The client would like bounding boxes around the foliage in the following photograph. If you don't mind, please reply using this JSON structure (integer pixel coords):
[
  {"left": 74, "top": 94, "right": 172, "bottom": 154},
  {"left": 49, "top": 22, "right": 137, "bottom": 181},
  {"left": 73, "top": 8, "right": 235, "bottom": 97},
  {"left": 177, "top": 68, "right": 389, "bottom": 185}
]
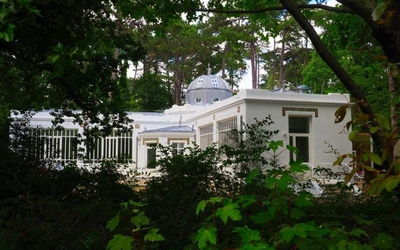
[
  {"left": 138, "top": 144, "right": 240, "bottom": 249},
  {"left": 0, "top": 117, "right": 138, "bottom": 249},
  {"left": 302, "top": 9, "right": 390, "bottom": 116},
  {"left": 193, "top": 162, "right": 397, "bottom": 249},
  {"left": 127, "top": 73, "right": 173, "bottom": 111},
  {"left": 106, "top": 201, "right": 165, "bottom": 250},
  {"left": 333, "top": 102, "right": 400, "bottom": 195}
]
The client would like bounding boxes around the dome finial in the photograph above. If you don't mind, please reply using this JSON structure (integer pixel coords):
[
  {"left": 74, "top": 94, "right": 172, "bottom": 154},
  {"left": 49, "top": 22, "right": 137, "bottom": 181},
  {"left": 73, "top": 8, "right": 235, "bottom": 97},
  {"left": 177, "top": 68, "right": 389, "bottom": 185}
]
[{"left": 207, "top": 64, "right": 211, "bottom": 75}]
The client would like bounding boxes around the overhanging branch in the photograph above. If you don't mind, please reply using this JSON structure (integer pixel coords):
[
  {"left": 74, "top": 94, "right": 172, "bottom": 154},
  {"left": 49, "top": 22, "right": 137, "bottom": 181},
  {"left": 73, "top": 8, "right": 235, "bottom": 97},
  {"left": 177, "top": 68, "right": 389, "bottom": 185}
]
[{"left": 195, "top": 4, "right": 355, "bottom": 15}]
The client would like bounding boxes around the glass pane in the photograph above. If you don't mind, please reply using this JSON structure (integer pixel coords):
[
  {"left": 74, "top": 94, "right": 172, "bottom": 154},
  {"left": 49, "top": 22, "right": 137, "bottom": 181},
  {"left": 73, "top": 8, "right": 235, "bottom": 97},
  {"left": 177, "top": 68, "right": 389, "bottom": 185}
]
[
  {"left": 147, "top": 147, "right": 157, "bottom": 168},
  {"left": 296, "top": 136, "right": 309, "bottom": 162},
  {"left": 289, "top": 117, "right": 309, "bottom": 133}
]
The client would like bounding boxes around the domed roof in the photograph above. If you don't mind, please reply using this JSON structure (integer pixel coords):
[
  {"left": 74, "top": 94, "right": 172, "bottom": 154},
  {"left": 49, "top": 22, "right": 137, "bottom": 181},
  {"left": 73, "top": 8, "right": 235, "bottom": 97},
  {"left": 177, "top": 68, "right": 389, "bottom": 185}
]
[{"left": 186, "top": 73, "right": 232, "bottom": 105}]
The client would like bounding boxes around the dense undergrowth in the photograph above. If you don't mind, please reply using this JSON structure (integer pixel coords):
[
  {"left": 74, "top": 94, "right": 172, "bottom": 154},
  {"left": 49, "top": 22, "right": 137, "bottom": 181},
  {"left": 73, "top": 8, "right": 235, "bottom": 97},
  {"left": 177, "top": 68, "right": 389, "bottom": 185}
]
[{"left": 1, "top": 117, "right": 399, "bottom": 249}]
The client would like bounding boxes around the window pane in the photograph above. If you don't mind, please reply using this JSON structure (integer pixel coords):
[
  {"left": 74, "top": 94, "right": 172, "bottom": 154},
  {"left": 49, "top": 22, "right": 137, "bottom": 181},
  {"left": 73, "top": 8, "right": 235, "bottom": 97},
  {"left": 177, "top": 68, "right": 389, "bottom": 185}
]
[
  {"left": 289, "top": 117, "right": 309, "bottom": 133},
  {"left": 147, "top": 147, "right": 157, "bottom": 168},
  {"left": 296, "top": 136, "right": 309, "bottom": 162}
]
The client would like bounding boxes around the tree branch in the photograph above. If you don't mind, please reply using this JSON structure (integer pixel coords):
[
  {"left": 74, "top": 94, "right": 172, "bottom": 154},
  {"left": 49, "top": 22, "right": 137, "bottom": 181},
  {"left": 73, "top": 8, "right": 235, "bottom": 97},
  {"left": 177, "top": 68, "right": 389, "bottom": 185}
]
[
  {"left": 279, "top": 0, "right": 392, "bottom": 167},
  {"left": 195, "top": 4, "right": 355, "bottom": 15}
]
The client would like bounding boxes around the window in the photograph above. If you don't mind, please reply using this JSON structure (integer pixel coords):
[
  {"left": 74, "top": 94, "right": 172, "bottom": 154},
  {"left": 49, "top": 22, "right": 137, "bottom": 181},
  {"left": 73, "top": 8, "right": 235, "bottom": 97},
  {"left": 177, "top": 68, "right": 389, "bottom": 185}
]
[
  {"left": 211, "top": 76, "right": 218, "bottom": 87},
  {"left": 171, "top": 142, "right": 185, "bottom": 156},
  {"left": 289, "top": 116, "right": 310, "bottom": 162},
  {"left": 195, "top": 98, "right": 202, "bottom": 103},
  {"left": 28, "top": 129, "right": 78, "bottom": 163},
  {"left": 146, "top": 143, "right": 157, "bottom": 168},
  {"left": 86, "top": 130, "right": 133, "bottom": 163},
  {"left": 196, "top": 77, "right": 204, "bottom": 88},
  {"left": 212, "top": 97, "right": 220, "bottom": 102},
  {"left": 199, "top": 124, "right": 213, "bottom": 150},
  {"left": 217, "top": 117, "right": 238, "bottom": 147}
]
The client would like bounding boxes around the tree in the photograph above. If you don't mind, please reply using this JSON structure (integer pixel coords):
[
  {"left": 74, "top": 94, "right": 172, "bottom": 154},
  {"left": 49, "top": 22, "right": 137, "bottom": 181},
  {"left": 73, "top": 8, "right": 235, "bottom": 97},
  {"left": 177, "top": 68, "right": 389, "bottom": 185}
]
[
  {"left": 139, "top": 20, "right": 218, "bottom": 104},
  {"left": 128, "top": 73, "right": 173, "bottom": 111}
]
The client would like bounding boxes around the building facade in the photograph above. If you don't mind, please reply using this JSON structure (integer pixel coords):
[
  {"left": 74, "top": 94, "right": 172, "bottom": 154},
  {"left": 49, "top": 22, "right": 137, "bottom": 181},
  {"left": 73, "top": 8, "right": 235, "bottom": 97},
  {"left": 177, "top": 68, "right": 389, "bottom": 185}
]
[{"left": 18, "top": 74, "right": 353, "bottom": 175}]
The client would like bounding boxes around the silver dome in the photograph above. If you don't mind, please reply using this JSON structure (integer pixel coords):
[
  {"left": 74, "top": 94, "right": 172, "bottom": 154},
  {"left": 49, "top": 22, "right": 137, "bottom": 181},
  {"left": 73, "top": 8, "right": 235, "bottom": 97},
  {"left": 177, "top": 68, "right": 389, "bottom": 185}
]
[{"left": 186, "top": 74, "right": 232, "bottom": 105}]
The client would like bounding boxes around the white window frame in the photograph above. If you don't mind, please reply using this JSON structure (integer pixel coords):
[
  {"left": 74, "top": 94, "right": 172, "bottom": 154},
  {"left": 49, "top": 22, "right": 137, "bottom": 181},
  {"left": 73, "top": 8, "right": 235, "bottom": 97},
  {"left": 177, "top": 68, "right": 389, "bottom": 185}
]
[
  {"left": 86, "top": 130, "right": 133, "bottom": 163},
  {"left": 199, "top": 124, "right": 214, "bottom": 150},
  {"left": 288, "top": 116, "right": 311, "bottom": 163},
  {"left": 143, "top": 138, "right": 159, "bottom": 169},
  {"left": 211, "top": 76, "right": 218, "bottom": 87},
  {"left": 196, "top": 77, "right": 204, "bottom": 88},
  {"left": 31, "top": 128, "right": 78, "bottom": 164},
  {"left": 217, "top": 117, "right": 238, "bottom": 147}
]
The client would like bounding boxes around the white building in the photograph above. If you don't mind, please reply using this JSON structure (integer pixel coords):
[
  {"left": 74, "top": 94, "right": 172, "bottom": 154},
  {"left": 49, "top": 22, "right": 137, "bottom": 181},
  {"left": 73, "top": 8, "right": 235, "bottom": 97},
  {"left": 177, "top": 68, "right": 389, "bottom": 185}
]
[{"left": 20, "top": 73, "right": 352, "bottom": 175}]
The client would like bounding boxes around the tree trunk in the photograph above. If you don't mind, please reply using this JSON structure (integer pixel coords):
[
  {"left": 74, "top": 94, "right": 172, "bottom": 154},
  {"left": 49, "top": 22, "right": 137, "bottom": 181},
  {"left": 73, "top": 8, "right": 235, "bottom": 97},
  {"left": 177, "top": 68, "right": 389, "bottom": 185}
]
[
  {"left": 221, "top": 43, "right": 228, "bottom": 79},
  {"left": 270, "top": 38, "right": 277, "bottom": 89},
  {"left": 174, "top": 55, "right": 182, "bottom": 105},
  {"left": 250, "top": 40, "right": 257, "bottom": 89},
  {"left": 278, "top": 29, "right": 288, "bottom": 89}
]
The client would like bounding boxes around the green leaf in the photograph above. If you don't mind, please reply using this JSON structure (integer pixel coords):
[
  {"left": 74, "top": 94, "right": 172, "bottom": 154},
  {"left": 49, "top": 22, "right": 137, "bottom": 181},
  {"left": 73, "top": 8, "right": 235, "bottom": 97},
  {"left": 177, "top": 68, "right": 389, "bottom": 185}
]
[
  {"left": 385, "top": 177, "right": 400, "bottom": 192},
  {"left": 195, "top": 226, "right": 217, "bottom": 249},
  {"left": 281, "top": 227, "right": 294, "bottom": 243},
  {"left": 294, "top": 193, "right": 314, "bottom": 207},
  {"left": 106, "top": 213, "right": 120, "bottom": 232},
  {"left": 245, "top": 169, "right": 259, "bottom": 184},
  {"left": 237, "top": 194, "right": 256, "bottom": 208},
  {"left": 131, "top": 211, "right": 150, "bottom": 228},
  {"left": 46, "top": 54, "right": 61, "bottom": 64},
  {"left": 0, "top": 24, "right": 14, "bottom": 41},
  {"left": 196, "top": 200, "right": 207, "bottom": 215},
  {"left": 369, "top": 153, "right": 382, "bottom": 165},
  {"left": 373, "top": 233, "right": 393, "bottom": 249},
  {"left": 369, "top": 126, "right": 379, "bottom": 134},
  {"left": 375, "top": 114, "right": 390, "bottom": 130},
  {"left": 106, "top": 234, "right": 133, "bottom": 250},
  {"left": 350, "top": 228, "right": 368, "bottom": 237},
  {"left": 128, "top": 200, "right": 147, "bottom": 207},
  {"left": 290, "top": 161, "right": 310, "bottom": 173},
  {"left": 144, "top": 228, "right": 165, "bottom": 242},
  {"left": 233, "top": 226, "right": 261, "bottom": 244},
  {"left": 348, "top": 130, "right": 358, "bottom": 142},
  {"left": 216, "top": 199, "right": 242, "bottom": 224},
  {"left": 293, "top": 223, "right": 316, "bottom": 238},
  {"left": 286, "top": 144, "right": 298, "bottom": 153},
  {"left": 269, "top": 140, "right": 283, "bottom": 152},
  {"left": 290, "top": 207, "right": 305, "bottom": 220},
  {"left": 372, "top": 2, "right": 388, "bottom": 21},
  {"left": 209, "top": 197, "right": 223, "bottom": 204},
  {"left": 250, "top": 212, "right": 271, "bottom": 224}
]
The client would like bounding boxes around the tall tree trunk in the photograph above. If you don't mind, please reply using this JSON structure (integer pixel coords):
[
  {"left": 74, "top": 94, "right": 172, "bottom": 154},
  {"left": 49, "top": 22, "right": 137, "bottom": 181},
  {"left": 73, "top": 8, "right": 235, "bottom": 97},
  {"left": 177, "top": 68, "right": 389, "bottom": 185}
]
[
  {"left": 111, "top": 48, "right": 120, "bottom": 80},
  {"left": 250, "top": 40, "right": 257, "bottom": 89},
  {"left": 270, "top": 38, "right": 277, "bottom": 89},
  {"left": 173, "top": 55, "right": 182, "bottom": 105},
  {"left": 221, "top": 43, "right": 229, "bottom": 79},
  {"left": 278, "top": 29, "right": 288, "bottom": 89}
]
